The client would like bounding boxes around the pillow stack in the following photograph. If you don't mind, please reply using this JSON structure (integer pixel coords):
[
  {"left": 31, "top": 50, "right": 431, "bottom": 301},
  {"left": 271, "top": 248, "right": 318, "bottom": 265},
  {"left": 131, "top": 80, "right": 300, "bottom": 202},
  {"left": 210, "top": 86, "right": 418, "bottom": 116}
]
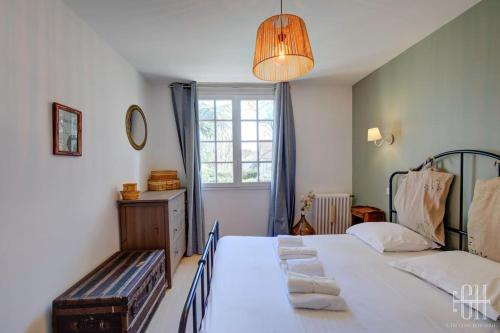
[{"left": 277, "top": 235, "right": 347, "bottom": 311}]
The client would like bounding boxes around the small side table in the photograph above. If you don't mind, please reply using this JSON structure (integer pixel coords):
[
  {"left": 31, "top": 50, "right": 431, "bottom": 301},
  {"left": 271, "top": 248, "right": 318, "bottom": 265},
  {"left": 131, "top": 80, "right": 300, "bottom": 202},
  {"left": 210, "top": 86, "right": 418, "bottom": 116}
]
[{"left": 351, "top": 206, "right": 386, "bottom": 224}]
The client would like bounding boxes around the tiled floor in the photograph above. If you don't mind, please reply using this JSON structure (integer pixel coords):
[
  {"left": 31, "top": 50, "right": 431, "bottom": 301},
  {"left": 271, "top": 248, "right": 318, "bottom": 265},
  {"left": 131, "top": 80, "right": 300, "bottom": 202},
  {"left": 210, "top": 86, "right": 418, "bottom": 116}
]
[{"left": 147, "top": 255, "right": 200, "bottom": 333}]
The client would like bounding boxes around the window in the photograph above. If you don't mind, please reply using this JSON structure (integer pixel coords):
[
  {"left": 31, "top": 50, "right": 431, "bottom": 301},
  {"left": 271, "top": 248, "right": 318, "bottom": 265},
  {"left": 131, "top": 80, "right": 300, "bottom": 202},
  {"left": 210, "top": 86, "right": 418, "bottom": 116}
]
[
  {"left": 198, "top": 89, "right": 274, "bottom": 186},
  {"left": 199, "top": 100, "right": 234, "bottom": 184},
  {"left": 240, "top": 100, "right": 273, "bottom": 182}
]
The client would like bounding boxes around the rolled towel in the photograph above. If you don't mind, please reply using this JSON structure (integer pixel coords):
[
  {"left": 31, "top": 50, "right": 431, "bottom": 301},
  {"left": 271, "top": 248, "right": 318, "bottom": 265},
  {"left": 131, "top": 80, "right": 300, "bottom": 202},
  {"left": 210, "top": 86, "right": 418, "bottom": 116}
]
[
  {"left": 277, "top": 235, "right": 303, "bottom": 248},
  {"left": 286, "top": 258, "right": 325, "bottom": 277},
  {"left": 279, "top": 247, "right": 317, "bottom": 260},
  {"left": 288, "top": 293, "right": 347, "bottom": 311},
  {"left": 287, "top": 272, "right": 340, "bottom": 296}
]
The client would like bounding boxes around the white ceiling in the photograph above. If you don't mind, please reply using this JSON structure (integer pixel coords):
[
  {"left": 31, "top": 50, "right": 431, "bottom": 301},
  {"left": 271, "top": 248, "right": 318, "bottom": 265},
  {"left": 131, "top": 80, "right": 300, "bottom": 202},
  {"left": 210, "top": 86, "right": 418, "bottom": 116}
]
[{"left": 65, "top": 0, "right": 479, "bottom": 84}]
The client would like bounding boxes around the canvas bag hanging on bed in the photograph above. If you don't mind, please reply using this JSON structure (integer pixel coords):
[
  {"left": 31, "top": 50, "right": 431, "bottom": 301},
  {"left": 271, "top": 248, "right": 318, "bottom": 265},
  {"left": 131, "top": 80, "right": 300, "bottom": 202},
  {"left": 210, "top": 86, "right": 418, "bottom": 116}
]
[
  {"left": 468, "top": 177, "right": 500, "bottom": 262},
  {"left": 394, "top": 168, "right": 454, "bottom": 245}
]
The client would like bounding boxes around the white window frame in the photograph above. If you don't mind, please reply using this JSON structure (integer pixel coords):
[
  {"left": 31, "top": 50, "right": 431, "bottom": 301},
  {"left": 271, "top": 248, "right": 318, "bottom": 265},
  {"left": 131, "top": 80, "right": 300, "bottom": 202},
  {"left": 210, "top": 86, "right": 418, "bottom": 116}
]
[{"left": 198, "top": 86, "right": 275, "bottom": 190}]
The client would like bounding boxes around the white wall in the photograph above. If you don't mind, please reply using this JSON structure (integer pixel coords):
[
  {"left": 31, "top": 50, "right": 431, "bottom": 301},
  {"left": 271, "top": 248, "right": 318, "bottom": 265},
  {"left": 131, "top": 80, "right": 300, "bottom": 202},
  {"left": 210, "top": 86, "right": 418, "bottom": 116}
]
[
  {"left": 0, "top": 0, "right": 149, "bottom": 331},
  {"left": 291, "top": 81, "right": 353, "bottom": 220},
  {"left": 203, "top": 188, "right": 270, "bottom": 236},
  {"left": 140, "top": 82, "right": 186, "bottom": 188}
]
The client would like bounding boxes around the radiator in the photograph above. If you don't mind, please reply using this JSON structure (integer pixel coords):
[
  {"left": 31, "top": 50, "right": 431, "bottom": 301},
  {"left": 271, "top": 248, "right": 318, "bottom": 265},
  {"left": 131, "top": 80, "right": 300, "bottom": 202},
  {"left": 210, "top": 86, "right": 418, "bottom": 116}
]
[{"left": 312, "top": 193, "right": 352, "bottom": 234}]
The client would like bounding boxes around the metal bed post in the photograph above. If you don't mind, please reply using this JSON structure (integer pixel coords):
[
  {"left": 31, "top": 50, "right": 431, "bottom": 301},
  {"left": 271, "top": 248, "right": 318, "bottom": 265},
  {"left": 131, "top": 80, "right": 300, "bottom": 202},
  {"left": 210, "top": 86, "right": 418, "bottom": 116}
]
[
  {"left": 459, "top": 153, "right": 464, "bottom": 250},
  {"left": 178, "top": 220, "right": 220, "bottom": 333}
]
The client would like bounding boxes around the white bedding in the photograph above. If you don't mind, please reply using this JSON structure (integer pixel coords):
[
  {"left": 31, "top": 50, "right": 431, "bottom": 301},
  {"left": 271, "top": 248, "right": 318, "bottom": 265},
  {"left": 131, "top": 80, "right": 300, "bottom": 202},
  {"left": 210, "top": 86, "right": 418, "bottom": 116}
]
[{"left": 201, "top": 235, "right": 499, "bottom": 333}]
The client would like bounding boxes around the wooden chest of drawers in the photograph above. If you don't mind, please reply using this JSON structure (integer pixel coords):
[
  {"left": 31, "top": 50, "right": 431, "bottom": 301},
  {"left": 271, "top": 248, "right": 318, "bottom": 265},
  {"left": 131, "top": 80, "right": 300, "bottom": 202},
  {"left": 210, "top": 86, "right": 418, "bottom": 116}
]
[
  {"left": 118, "top": 189, "right": 186, "bottom": 288},
  {"left": 52, "top": 250, "right": 165, "bottom": 333}
]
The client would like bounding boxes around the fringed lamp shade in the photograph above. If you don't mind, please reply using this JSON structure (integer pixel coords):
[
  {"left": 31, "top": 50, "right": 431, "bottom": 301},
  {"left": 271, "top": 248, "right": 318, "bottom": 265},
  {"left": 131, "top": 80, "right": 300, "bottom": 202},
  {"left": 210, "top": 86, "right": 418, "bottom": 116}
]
[{"left": 253, "top": 14, "right": 314, "bottom": 81}]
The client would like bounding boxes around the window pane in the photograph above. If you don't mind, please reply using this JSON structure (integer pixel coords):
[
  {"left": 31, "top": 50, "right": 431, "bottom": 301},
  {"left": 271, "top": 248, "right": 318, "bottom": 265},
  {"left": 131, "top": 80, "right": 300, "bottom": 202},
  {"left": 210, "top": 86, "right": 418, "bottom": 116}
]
[
  {"left": 200, "top": 142, "right": 215, "bottom": 162},
  {"left": 199, "top": 100, "right": 215, "bottom": 120},
  {"left": 258, "top": 100, "right": 274, "bottom": 120},
  {"left": 241, "top": 100, "right": 257, "bottom": 120},
  {"left": 242, "top": 163, "right": 258, "bottom": 183},
  {"left": 217, "top": 142, "right": 233, "bottom": 162},
  {"left": 241, "top": 142, "right": 257, "bottom": 162},
  {"left": 217, "top": 163, "right": 233, "bottom": 183},
  {"left": 259, "top": 163, "right": 272, "bottom": 182},
  {"left": 241, "top": 121, "right": 257, "bottom": 141},
  {"left": 216, "top": 100, "right": 232, "bottom": 120},
  {"left": 201, "top": 163, "right": 216, "bottom": 183},
  {"left": 199, "top": 121, "right": 215, "bottom": 141},
  {"left": 259, "top": 142, "right": 273, "bottom": 161},
  {"left": 216, "top": 121, "right": 232, "bottom": 141},
  {"left": 258, "top": 121, "right": 273, "bottom": 140}
]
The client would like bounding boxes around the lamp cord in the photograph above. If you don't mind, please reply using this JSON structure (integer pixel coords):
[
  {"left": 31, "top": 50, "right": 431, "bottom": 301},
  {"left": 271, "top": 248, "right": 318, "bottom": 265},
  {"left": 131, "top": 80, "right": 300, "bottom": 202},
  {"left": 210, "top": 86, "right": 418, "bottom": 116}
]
[{"left": 280, "top": 0, "right": 283, "bottom": 39}]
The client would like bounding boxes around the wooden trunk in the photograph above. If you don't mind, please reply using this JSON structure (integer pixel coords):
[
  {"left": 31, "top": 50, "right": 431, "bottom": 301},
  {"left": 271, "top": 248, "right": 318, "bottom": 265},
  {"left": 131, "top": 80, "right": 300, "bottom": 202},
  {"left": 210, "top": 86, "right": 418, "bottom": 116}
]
[{"left": 52, "top": 250, "right": 165, "bottom": 333}]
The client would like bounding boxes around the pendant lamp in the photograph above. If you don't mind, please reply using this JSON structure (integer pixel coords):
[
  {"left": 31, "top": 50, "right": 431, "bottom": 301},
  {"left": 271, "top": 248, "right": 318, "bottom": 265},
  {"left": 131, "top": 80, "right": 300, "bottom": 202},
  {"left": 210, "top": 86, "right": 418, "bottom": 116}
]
[{"left": 252, "top": 0, "right": 314, "bottom": 81}]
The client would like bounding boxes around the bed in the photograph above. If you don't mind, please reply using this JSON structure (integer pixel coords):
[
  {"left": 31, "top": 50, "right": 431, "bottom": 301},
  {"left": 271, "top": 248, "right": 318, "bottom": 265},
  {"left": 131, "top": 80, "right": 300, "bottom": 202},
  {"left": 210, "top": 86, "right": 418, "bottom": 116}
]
[{"left": 179, "top": 150, "right": 500, "bottom": 333}]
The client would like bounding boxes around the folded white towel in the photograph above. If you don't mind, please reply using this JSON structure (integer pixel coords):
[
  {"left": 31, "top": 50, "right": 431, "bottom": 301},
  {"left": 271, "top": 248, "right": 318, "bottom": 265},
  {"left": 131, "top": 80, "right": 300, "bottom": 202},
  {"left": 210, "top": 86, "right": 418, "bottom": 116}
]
[
  {"left": 277, "top": 235, "right": 303, "bottom": 248},
  {"left": 288, "top": 293, "right": 347, "bottom": 311},
  {"left": 279, "top": 247, "right": 317, "bottom": 260},
  {"left": 287, "top": 272, "right": 340, "bottom": 295},
  {"left": 286, "top": 258, "right": 325, "bottom": 277}
]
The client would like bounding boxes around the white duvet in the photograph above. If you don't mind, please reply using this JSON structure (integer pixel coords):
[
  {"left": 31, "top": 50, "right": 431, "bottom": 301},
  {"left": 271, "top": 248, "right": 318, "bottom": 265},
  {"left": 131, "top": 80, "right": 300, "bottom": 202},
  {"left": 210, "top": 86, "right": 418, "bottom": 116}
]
[{"left": 201, "top": 235, "right": 499, "bottom": 333}]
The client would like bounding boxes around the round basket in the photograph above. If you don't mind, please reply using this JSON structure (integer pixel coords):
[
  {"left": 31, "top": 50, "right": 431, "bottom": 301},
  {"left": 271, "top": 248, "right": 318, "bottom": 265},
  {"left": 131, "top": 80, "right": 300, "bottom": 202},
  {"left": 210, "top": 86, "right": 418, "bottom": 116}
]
[
  {"left": 150, "top": 170, "right": 178, "bottom": 180},
  {"left": 122, "top": 183, "right": 137, "bottom": 192},
  {"left": 165, "top": 179, "right": 181, "bottom": 190},
  {"left": 148, "top": 179, "right": 167, "bottom": 191},
  {"left": 120, "top": 190, "right": 140, "bottom": 200}
]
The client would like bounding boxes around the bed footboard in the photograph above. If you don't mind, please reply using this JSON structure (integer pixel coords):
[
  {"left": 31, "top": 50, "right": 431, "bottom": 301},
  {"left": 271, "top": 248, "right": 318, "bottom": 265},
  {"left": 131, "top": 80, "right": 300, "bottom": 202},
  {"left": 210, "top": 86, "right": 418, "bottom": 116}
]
[{"left": 178, "top": 220, "right": 220, "bottom": 333}]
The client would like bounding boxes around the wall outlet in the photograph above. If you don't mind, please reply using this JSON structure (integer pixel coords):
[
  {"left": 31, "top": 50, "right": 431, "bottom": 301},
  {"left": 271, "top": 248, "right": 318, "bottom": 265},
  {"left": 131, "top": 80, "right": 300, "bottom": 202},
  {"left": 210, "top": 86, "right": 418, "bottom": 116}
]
[{"left": 386, "top": 187, "right": 390, "bottom": 196}]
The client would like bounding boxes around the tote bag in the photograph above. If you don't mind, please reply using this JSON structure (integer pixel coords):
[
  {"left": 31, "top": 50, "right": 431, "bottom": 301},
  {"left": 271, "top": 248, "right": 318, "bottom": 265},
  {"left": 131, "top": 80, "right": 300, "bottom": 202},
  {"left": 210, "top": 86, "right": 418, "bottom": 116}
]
[
  {"left": 394, "top": 168, "right": 454, "bottom": 245},
  {"left": 468, "top": 177, "right": 500, "bottom": 262}
]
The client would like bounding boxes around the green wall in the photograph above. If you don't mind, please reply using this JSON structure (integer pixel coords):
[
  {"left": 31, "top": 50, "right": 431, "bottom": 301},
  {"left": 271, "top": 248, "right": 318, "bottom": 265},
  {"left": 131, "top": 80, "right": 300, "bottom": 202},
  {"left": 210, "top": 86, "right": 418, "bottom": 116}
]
[{"left": 352, "top": 0, "right": 500, "bottom": 215}]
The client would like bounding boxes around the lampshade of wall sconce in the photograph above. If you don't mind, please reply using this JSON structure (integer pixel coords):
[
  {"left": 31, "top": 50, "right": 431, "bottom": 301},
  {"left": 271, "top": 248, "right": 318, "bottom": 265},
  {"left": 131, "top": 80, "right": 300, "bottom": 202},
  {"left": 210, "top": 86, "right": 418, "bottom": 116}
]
[{"left": 367, "top": 127, "right": 382, "bottom": 142}]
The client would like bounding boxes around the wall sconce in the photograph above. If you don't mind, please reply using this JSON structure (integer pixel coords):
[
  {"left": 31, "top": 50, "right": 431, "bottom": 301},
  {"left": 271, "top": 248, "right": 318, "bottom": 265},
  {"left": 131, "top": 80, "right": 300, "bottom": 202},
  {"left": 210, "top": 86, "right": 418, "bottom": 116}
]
[{"left": 367, "top": 127, "right": 394, "bottom": 147}]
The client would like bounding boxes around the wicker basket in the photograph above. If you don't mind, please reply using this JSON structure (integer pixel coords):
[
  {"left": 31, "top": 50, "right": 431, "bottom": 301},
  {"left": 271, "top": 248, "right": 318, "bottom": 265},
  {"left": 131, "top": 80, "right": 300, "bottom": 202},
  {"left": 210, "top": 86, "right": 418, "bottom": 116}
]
[
  {"left": 150, "top": 170, "right": 178, "bottom": 181},
  {"left": 120, "top": 190, "right": 140, "bottom": 200},
  {"left": 122, "top": 183, "right": 137, "bottom": 192},
  {"left": 148, "top": 179, "right": 167, "bottom": 191},
  {"left": 164, "top": 179, "right": 180, "bottom": 190}
]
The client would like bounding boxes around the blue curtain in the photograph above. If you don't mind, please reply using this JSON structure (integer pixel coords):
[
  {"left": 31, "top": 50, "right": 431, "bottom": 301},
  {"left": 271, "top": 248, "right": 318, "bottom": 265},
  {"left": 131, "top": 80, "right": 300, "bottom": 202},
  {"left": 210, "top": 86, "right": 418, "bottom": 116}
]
[
  {"left": 267, "top": 82, "right": 296, "bottom": 236},
  {"left": 171, "top": 82, "right": 205, "bottom": 255}
]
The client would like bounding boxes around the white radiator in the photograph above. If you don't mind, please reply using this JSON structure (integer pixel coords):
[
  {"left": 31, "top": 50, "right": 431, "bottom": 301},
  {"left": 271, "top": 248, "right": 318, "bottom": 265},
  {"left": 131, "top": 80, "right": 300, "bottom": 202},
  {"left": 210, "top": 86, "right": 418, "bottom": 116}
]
[{"left": 312, "top": 193, "right": 352, "bottom": 234}]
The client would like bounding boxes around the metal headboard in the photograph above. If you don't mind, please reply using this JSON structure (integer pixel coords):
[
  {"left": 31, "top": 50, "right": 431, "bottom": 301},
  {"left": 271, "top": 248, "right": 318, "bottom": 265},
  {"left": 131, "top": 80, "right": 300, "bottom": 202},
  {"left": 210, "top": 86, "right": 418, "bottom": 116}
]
[{"left": 389, "top": 149, "right": 500, "bottom": 250}]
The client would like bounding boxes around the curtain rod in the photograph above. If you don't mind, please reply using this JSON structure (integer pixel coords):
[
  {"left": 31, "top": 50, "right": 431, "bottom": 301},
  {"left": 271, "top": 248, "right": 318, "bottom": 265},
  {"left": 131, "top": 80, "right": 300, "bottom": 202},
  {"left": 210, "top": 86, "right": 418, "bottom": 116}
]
[
  {"left": 168, "top": 83, "right": 191, "bottom": 88},
  {"left": 168, "top": 83, "right": 275, "bottom": 89}
]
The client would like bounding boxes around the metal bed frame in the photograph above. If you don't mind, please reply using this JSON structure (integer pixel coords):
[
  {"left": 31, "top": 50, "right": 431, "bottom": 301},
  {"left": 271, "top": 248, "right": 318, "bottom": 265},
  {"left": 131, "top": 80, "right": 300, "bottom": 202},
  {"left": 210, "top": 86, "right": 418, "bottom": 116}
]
[
  {"left": 389, "top": 149, "right": 500, "bottom": 250},
  {"left": 178, "top": 220, "right": 219, "bottom": 333},
  {"left": 179, "top": 150, "right": 499, "bottom": 333}
]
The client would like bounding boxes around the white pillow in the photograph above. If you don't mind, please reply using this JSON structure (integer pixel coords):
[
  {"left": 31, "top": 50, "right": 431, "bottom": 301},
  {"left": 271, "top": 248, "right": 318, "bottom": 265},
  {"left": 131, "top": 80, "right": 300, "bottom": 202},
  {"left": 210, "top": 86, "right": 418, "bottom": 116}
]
[
  {"left": 346, "top": 222, "right": 439, "bottom": 253},
  {"left": 389, "top": 251, "right": 500, "bottom": 321}
]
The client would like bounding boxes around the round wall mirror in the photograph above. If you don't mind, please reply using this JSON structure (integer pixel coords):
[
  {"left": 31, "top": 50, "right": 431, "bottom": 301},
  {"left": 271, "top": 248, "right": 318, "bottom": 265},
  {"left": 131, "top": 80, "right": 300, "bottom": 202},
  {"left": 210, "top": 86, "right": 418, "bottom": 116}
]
[{"left": 126, "top": 105, "right": 147, "bottom": 150}]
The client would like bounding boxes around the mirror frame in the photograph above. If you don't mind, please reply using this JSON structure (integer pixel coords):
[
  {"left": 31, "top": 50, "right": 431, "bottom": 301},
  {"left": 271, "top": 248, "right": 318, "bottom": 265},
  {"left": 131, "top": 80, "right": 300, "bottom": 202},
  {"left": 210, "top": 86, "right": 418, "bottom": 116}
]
[{"left": 125, "top": 104, "right": 148, "bottom": 151}]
